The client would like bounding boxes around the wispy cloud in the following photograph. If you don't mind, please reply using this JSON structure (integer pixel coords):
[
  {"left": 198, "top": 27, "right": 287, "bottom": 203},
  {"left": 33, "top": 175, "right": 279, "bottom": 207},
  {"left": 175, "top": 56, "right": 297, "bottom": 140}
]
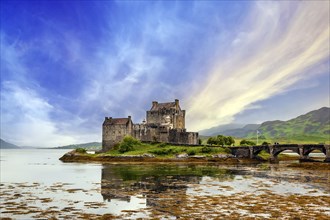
[
  {"left": 186, "top": 1, "right": 329, "bottom": 130},
  {"left": 0, "top": 82, "right": 74, "bottom": 147}
]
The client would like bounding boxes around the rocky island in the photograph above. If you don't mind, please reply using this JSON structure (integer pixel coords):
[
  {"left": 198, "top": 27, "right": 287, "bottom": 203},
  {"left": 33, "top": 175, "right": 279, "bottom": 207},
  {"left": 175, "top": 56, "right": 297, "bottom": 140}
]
[{"left": 60, "top": 99, "right": 329, "bottom": 164}]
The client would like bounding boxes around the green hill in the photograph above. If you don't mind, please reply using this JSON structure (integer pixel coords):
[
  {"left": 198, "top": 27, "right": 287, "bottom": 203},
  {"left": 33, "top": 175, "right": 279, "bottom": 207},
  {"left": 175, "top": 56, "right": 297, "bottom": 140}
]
[
  {"left": 199, "top": 124, "right": 245, "bottom": 136},
  {"left": 0, "top": 139, "right": 20, "bottom": 149},
  {"left": 217, "top": 124, "right": 260, "bottom": 137},
  {"left": 55, "top": 142, "right": 102, "bottom": 150},
  {"left": 247, "top": 107, "right": 330, "bottom": 143}
]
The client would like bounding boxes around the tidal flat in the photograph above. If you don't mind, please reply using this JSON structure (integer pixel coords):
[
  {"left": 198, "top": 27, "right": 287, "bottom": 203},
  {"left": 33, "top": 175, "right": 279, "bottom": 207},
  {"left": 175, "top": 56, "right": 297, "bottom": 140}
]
[{"left": 0, "top": 149, "right": 329, "bottom": 219}]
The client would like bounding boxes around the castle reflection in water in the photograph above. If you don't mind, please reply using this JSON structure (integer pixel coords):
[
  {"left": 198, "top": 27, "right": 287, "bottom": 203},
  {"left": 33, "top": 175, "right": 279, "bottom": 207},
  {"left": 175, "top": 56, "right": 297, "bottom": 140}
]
[{"left": 100, "top": 164, "right": 233, "bottom": 206}]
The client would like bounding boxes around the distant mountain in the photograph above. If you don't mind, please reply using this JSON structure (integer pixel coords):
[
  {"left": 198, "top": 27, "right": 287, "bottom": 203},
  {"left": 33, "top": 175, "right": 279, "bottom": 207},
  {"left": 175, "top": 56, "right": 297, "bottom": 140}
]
[
  {"left": 55, "top": 142, "right": 102, "bottom": 150},
  {"left": 199, "top": 123, "right": 245, "bottom": 136},
  {"left": 246, "top": 107, "right": 330, "bottom": 141},
  {"left": 217, "top": 124, "right": 260, "bottom": 137},
  {"left": 0, "top": 139, "right": 20, "bottom": 149}
]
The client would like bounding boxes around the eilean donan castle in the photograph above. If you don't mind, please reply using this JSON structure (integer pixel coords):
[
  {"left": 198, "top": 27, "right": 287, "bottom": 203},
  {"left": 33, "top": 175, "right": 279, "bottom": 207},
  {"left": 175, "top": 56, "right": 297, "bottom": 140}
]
[{"left": 102, "top": 99, "right": 199, "bottom": 151}]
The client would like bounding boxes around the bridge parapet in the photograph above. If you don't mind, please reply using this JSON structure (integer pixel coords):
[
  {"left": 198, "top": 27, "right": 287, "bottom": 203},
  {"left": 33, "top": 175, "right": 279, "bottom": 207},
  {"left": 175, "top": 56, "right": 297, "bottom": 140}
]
[
  {"left": 229, "top": 144, "right": 329, "bottom": 163},
  {"left": 230, "top": 146, "right": 250, "bottom": 158}
]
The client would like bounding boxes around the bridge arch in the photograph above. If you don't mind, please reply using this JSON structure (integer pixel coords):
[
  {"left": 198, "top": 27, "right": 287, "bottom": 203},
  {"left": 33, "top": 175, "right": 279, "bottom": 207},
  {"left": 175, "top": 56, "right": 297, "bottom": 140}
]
[
  {"left": 303, "top": 147, "right": 327, "bottom": 162},
  {"left": 273, "top": 148, "right": 300, "bottom": 158},
  {"left": 251, "top": 146, "right": 269, "bottom": 156}
]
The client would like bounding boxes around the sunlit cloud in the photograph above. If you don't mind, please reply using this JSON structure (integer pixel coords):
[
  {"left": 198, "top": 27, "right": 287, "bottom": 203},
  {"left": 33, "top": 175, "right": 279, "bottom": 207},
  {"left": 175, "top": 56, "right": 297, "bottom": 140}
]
[{"left": 186, "top": 1, "right": 329, "bottom": 131}]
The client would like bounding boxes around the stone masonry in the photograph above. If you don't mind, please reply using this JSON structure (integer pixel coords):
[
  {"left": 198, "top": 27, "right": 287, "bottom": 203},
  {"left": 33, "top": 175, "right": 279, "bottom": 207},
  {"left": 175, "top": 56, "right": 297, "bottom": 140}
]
[{"left": 102, "top": 99, "right": 199, "bottom": 151}]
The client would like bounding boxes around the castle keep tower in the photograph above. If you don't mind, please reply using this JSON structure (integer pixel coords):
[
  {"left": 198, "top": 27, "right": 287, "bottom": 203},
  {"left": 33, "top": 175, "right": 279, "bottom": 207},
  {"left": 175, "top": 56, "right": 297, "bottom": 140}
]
[
  {"left": 102, "top": 100, "right": 198, "bottom": 152},
  {"left": 146, "top": 99, "right": 185, "bottom": 129}
]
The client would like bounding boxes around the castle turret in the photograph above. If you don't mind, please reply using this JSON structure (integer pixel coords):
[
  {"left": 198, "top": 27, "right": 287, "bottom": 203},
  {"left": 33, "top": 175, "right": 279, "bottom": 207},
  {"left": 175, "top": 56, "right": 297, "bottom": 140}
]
[{"left": 175, "top": 99, "right": 179, "bottom": 109}]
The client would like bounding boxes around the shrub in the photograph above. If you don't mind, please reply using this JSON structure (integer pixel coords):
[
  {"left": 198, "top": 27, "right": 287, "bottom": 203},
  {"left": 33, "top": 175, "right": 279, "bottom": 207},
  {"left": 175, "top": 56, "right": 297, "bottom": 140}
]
[
  {"left": 262, "top": 141, "right": 270, "bottom": 146},
  {"left": 207, "top": 135, "right": 235, "bottom": 146},
  {"left": 113, "top": 143, "right": 120, "bottom": 150},
  {"left": 187, "top": 149, "right": 196, "bottom": 156},
  {"left": 76, "top": 148, "right": 86, "bottom": 154},
  {"left": 119, "top": 143, "right": 134, "bottom": 153},
  {"left": 207, "top": 137, "right": 217, "bottom": 145},
  {"left": 118, "top": 136, "right": 141, "bottom": 153},
  {"left": 200, "top": 146, "right": 212, "bottom": 153},
  {"left": 158, "top": 142, "right": 168, "bottom": 148},
  {"left": 223, "top": 147, "right": 232, "bottom": 154},
  {"left": 240, "top": 139, "right": 256, "bottom": 146},
  {"left": 149, "top": 149, "right": 162, "bottom": 155},
  {"left": 149, "top": 148, "right": 179, "bottom": 155}
]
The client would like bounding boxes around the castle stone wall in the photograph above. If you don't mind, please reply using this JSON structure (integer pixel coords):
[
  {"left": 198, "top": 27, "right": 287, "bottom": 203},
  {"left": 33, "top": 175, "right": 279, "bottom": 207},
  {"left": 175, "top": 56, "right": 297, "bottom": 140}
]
[
  {"left": 168, "top": 129, "right": 199, "bottom": 145},
  {"left": 102, "top": 117, "right": 133, "bottom": 152},
  {"left": 102, "top": 100, "right": 198, "bottom": 151},
  {"left": 173, "top": 110, "right": 185, "bottom": 129}
]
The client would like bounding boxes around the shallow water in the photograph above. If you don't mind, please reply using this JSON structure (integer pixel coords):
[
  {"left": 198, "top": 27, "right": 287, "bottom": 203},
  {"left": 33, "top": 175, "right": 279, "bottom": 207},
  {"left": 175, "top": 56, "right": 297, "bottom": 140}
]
[{"left": 0, "top": 149, "right": 329, "bottom": 219}]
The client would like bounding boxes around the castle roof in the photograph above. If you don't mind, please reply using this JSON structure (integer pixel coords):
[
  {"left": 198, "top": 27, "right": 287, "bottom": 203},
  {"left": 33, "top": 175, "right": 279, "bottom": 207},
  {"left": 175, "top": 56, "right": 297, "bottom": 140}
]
[
  {"left": 104, "top": 117, "right": 131, "bottom": 125},
  {"left": 150, "top": 99, "right": 181, "bottom": 111},
  {"left": 151, "top": 102, "right": 176, "bottom": 111}
]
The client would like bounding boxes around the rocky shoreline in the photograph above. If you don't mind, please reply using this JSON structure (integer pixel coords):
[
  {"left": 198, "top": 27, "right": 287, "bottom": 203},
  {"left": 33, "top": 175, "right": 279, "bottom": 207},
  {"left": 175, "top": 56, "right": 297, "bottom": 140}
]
[
  {"left": 59, "top": 150, "right": 244, "bottom": 164},
  {"left": 59, "top": 150, "right": 330, "bottom": 169}
]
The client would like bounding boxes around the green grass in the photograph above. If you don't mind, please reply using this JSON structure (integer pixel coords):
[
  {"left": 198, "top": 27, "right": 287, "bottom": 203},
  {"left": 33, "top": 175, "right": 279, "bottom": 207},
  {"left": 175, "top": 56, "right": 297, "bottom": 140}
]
[
  {"left": 255, "top": 150, "right": 299, "bottom": 160},
  {"left": 103, "top": 142, "right": 230, "bottom": 158},
  {"left": 256, "top": 150, "right": 270, "bottom": 160},
  {"left": 75, "top": 148, "right": 87, "bottom": 154}
]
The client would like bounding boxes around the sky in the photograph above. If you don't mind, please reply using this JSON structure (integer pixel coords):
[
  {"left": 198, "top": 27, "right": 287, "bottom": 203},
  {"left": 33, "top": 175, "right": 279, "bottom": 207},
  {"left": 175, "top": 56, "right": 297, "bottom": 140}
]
[{"left": 1, "top": 1, "right": 329, "bottom": 147}]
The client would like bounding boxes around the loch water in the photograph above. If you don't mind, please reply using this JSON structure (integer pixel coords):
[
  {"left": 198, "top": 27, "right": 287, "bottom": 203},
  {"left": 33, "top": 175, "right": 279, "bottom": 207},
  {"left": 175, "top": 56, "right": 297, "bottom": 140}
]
[{"left": 0, "top": 149, "right": 329, "bottom": 219}]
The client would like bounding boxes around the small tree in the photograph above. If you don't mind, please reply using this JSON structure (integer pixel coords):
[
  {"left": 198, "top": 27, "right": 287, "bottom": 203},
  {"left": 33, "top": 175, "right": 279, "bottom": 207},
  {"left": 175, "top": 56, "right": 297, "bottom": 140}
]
[
  {"left": 208, "top": 135, "right": 235, "bottom": 146},
  {"left": 216, "top": 135, "right": 225, "bottom": 146},
  {"left": 207, "top": 137, "right": 217, "bottom": 145},
  {"left": 225, "top": 136, "right": 235, "bottom": 146},
  {"left": 118, "top": 136, "right": 141, "bottom": 153},
  {"left": 201, "top": 146, "right": 212, "bottom": 153}
]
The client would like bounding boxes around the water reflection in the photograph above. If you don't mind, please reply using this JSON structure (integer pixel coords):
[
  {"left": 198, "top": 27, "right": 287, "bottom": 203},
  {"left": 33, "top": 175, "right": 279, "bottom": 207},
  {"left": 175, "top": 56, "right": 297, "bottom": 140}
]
[
  {"left": 101, "top": 163, "right": 329, "bottom": 204},
  {"left": 1, "top": 150, "right": 329, "bottom": 219},
  {"left": 101, "top": 164, "right": 234, "bottom": 203},
  {"left": 99, "top": 163, "right": 329, "bottom": 218}
]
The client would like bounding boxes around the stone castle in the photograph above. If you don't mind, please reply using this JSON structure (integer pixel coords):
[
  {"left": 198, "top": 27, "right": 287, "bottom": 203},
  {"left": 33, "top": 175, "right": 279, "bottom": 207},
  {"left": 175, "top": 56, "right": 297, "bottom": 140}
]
[{"left": 102, "top": 99, "right": 199, "bottom": 151}]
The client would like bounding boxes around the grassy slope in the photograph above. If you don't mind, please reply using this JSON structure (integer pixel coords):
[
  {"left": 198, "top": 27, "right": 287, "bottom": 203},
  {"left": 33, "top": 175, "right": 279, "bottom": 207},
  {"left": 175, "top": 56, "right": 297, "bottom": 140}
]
[
  {"left": 103, "top": 143, "right": 230, "bottom": 157},
  {"left": 245, "top": 107, "right": 330, "bottom": 144},
  {"left": 55, "top": 142, "right": 102, "bottom": 150}
]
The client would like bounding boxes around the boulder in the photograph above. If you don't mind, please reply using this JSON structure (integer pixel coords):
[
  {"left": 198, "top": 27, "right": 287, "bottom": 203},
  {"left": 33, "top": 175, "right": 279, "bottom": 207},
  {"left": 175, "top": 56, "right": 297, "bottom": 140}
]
[
  {"left": 142, "top": 153, "right": 155, "bottom": 158},
  {"left": 212, "top": 154, "right": 234, "bottom": 159},
  {"left": 176, "top": 153, "right": 189, "bottom": 158}
]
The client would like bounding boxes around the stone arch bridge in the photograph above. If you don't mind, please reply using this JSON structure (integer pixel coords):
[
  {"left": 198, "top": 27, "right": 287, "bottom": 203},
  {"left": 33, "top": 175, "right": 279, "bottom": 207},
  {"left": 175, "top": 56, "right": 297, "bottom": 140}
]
[{"left": 230, "top": 144, "right": 330, "bottom": 163}]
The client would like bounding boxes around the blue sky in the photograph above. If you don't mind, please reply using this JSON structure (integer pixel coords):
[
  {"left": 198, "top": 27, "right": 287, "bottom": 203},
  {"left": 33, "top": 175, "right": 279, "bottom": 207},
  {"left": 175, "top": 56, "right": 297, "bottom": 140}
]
[{"left": 1, "top": 1, "right": 329, "bottom": 147}]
